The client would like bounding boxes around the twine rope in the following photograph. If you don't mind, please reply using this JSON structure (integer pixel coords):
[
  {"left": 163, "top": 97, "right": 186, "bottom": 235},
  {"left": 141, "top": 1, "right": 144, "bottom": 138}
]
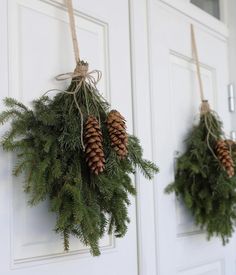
[
  {"left": 191, "top": 24, "right": 205, "bottom": 103},
  {"left": 61, "top": 0, "right": 102, "bottom": 92},
  {"left": 190, "top": 24, "right": 220, "bottom": 159},
  {"left": 52, "top": 0, "right": 103, "bottom": 151},
  {"left": 66, "top": 0, "right": 80, "bottom": 63}
]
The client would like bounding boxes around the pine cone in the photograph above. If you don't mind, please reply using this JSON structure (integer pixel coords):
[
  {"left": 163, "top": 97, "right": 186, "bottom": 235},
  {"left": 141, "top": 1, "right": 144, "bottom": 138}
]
[
  {"left": 216, "top": 140, "right": 234, "bottom": 178},
  {"left": 84, "top": 116, "right": 105, "bottom": 175},
  {"left": 107, "top": 110, "right": 128, "bottom": 159}
]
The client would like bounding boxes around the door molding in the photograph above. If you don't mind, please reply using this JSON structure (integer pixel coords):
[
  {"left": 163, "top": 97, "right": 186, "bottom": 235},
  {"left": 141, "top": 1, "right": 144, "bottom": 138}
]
[
  {"left": 158, "top": 0, "right": 228, "bottom": 38},
  {"left": 129, "top": 0, "right": 158, "bottom": 274}
]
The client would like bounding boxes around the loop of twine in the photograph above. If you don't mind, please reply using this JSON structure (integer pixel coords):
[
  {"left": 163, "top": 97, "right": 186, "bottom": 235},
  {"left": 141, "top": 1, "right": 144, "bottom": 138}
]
[{"left": 56, "top": 66, "right": 102, "bottom": 87}]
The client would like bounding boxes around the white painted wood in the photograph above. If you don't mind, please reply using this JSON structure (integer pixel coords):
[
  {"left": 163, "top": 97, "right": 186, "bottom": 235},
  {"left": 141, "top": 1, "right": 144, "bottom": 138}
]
[
  {"left": 0, "top": 0, "right": 138, "bottom": 273},
  {"left": 178, "top": 260, "right": 223, "bottom": 275},
  {"left": 226, "top": 3, "right": 236, "bottom": 273},
  {"left": 129, "top": 0, "right": 158, "bottom": 274},
  {"left": 158, "top": 0, "right": 228, "bottom": 37},
  {"left": 0, "top": 2, "right": 12, "bottom": 275},
  {"left": 147, "top": 0, "right": 235, "bottom": 274},
  {"left": 1, "top": 0, "right": 236, "bottom": 274},
  {"left": 227, "top": 0, "right": 236, "bottom": 132}
]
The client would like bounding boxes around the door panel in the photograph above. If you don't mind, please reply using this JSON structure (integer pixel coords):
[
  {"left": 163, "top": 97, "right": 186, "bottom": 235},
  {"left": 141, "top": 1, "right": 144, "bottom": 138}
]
[
  {"left": 10, "top": 0, "right": 112, "bottom": 262},
  {"left": 1, "top": 0, "right": 138, "bottom": 274},
  {"left": 149, "top": 1, "right": 235, "bottom": 274},
  {"left": 1, "top": 0, "right": 235, "bottom": 274}
]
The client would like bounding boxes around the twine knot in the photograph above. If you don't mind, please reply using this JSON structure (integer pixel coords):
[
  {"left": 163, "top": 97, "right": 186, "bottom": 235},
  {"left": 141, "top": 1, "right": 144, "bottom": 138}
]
[
  {"left": 200, "top": 100, "right": 210, "bottom": 114},
  {"left": 55, "top": 61, "right": 102, "bottom": 89},
  {"left": 54, "top": 61, "right": 102, "bottom": 152},
  {"left": 74, "top": 61, "right": 89, "bottom": 78}
]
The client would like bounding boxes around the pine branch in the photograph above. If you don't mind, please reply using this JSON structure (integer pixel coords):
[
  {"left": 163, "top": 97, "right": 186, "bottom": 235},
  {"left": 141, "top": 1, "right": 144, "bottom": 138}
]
[
  {"left": 0, "top": 109, "right": 22, "bottom": 125},
  {"left": 0, "top": 76, "right": 159, "bottom": 255},
  {"left": 3, "top": 97, "right": 28, "bottom": 111},
  {"left": 63, "top": 229, "right": 70, "bottom": 252},
  {"left": 165, "top": 110, "right": 236, "bottom": 244},
  {"left": 128, "top": 135, "right": 159, "bottom": 179}
]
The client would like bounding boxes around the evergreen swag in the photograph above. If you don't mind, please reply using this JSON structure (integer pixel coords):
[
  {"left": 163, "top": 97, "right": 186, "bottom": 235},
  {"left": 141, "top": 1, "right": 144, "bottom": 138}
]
[
  {"left": 166, "top": 101, "right": 236, "bottom": 244},
  {"left": 0, "top": 61, "right": 158, "bottom": 256}
]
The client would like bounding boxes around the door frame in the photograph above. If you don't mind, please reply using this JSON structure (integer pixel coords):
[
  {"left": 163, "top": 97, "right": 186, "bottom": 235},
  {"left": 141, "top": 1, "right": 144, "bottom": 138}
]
[{"left": 129, "top": 0, "right": 158, "bottom": 274}]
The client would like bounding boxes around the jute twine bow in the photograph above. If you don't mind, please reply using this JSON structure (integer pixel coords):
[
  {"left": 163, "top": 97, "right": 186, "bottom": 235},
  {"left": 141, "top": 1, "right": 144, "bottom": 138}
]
[
  {"left": 191, "top": 24, "right": 221, "bottom": 159},
  {"left": 53, "top": 0, "right": 102, "bottom": 151},
  {"left": 56, "top": 62, "right": 102, "bottom": 96}
]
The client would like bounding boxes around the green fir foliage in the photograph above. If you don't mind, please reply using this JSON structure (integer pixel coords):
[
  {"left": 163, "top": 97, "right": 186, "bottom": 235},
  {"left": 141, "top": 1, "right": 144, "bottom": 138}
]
[
  {"left": 166, "top": 111, "right": 236, "bottom": 244},
  {"left": 0, "top": 68, "right": 158, "bottom": 256}
]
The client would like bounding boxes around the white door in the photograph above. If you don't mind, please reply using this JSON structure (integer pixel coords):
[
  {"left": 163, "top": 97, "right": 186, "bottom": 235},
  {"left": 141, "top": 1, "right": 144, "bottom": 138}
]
[
  {"left": 0, "top": 0, "right": 138, "bottom": 274},
  {"left": 149, "top": 1, "right": 235, "bottom": 274}
]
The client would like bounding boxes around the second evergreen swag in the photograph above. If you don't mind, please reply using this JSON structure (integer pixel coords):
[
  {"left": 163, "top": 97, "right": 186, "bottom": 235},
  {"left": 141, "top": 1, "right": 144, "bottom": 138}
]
[
  {"left": 166, "top": 25, "right": 236, "bottom": 244},
  {"left": 166, "top": 101, "right": 236, "bottom": 244}
]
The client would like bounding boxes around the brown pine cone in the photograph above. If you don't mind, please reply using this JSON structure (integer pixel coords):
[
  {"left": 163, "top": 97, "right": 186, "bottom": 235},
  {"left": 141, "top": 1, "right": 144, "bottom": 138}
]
[
  {"left": 107, "top": 110, "right": 128, "bottom": 159},
  {"left": 84, "top": 115, "right": 105, "bottom": 175},
  {"left": 216, "top": 140, "right": 234, "bottom": 178}
]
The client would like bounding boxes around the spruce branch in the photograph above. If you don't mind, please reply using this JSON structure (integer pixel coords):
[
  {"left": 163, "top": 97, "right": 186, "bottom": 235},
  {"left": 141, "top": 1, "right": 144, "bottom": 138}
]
[
  {"left": 0, "top": 71, "right": 158, "bottom": 255},
  {"left": 0, "top": 109, "right": 23, "bottom": 125},
  {"left": 3, "top": 97, "right": 28, "bottom": 111},
  {"left": 165, "top": 111, "right": 236, "bottom": 244},
  {"left": 128, "top": 135, "right": 159, "bottom": 179}
]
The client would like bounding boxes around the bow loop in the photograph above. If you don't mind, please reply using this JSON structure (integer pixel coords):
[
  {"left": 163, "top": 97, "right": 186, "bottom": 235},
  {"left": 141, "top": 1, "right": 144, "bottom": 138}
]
[{"left": 55, "top": 62, "right": 102, "bottom": 91}]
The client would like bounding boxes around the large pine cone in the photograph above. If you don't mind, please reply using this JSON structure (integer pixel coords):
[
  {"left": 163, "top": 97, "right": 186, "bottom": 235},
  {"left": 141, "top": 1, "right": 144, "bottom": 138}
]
[
  {"left": 84, "top": 116, "right": 105, "bottom": 175},
  {"left": 216, "top": 140, "right": 234, "bottom": 178},
  {"left": 107, "top": 110, "right": 128, "bottom": 159}
]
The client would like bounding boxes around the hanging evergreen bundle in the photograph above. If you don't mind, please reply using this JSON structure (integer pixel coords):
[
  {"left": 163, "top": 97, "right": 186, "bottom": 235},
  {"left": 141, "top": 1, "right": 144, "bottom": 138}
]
[
  {"left": 166, "top": 25, "right": 236, "bottom": 244},
  {"left": 0, "top": 60, "right": 158, "bottom": 255},
  {"left": 0, "top": 1, "right": 158, "bottom": 256},
  {"left": 166, "top": 101, "right": 236, "bottom": 243}
]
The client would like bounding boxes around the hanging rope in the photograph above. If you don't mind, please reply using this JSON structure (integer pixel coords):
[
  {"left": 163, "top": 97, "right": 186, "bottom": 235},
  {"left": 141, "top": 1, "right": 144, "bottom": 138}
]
[
  {"left": 191, "top": 24, "right": 219, "bottom": 159},
  {"left": 191, "top": 24, "right": 205, "bottom": 102},
  {"left": 52, "top": 0, "right": 103, "bottom": 151},
  {"left": 191, "top": 24, "right": 205, "bottom": 101},
  {"left": 66, "top": 0, "right": 80, "bottom": 63},
  {"left": 191, "top": 24, "right": 210, "bottom": 114}
]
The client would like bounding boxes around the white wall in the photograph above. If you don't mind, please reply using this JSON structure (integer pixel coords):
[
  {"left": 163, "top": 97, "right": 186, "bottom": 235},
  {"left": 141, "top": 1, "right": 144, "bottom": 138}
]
[{"left": 227, "top": 0, "right": 236, "bottom": 131}]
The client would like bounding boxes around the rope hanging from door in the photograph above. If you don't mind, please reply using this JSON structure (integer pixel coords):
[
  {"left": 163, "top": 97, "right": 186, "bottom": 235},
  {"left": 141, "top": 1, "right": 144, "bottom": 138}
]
[
  {"left": 191, "top": 24, "right": 205, "bottom": 102},
  {"left": 190, "top": 24, "right": 218, "bottom": 158},
  {"left": 190, "top": 23, "right": 235, "bottom": 171},
  {"left": 66, "top": 0, "right": 80, "bottom": 63},
  {"left": 55, "top": 0, "right": 102, "bottom": 150},
  {"left": 165, "top": 24, "right": 236, "bottom": 246},
  {"left": 190, "top": 24, "right": 210, "bottom": 114}
]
